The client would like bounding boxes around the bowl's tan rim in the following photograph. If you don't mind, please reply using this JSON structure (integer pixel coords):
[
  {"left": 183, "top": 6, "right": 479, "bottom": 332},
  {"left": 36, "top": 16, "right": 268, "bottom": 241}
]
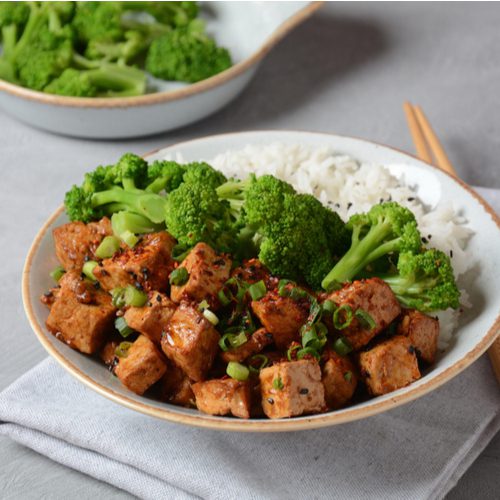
[
  {"left": 0, "top": 2, "right": 323, "bottom": 109},
  {"left": 22, "top": 130, "right": 500, "bottom": 432}
]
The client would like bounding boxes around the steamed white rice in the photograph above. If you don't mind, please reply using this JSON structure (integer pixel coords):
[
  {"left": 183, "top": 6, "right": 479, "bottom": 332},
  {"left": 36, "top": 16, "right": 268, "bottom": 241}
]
[{"left": 163, "top": 142, "right": 473, "bottom": 350}]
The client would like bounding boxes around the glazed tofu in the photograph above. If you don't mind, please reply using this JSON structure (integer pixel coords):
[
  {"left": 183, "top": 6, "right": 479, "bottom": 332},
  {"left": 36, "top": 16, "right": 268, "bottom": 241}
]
[
  {"left": 160, "top": 363, "right": 194, "bottom": 407},
  {"left": 170, "top": 242, "right": 231, "bottom": 308},
  {"left": 161, "top": 303, "right": 220, "bottom": 382},
  {"left": 93, "top": 232, "right": 176, "bottom": 292},
  {"left": 321, "top": 350, "right": 358, "bottom": 409},
  {"left": 192, "top": 378, "right": 252, "bottom": 419},
  {"left": 358, "top": 336, "right": 421, "bottom": 396},
  {"left": 251, "top": 289, "right": 309, "bottom": 349},
  {"left": 124, "top": 291, "right": 176, "bottom": 345},
  {"left": 53, "top": 217, "right": 112, "bottom": 271},
  {"left": 231, "top": 258, "right": 277, "bottom": 289},
  {"left": 327, "top": 278, "right": 401, "bottom": 350},
  {"left": 259, "top": 360, "right": 326, "bottom": 418},
  {"left": 46, "top": 271, "right": 115, "bottom": 354},
  {"left": 397, "top": 309, "right": 439, "bottom": 364},
  {"left": 99, "top": 337, "right": 121, "bottom": 367},
  {"left": 114, "top": 335, "right": 167, "bottom": 395},
  {"left": 221, "top": 328, "right": 274, "bottom": 363}
]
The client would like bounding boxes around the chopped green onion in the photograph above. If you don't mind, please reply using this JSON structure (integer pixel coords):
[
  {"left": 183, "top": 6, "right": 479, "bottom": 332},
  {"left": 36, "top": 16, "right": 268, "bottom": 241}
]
[
  {"left": 95, "top": 236, "right": 121, "bottom": 259},
  {"left": 248, "top": 280, "right": 266, "bottom": 301},
  {"left": 301, "top": 324, "right": 318, "bottom": 347},
  {"left": 111, "top": 287, "right": 126, "bottom": 308},
  {"left": 322, "top": 300, "right": 337, "bottom": 314},
  {"left": 115, "top": 317, "right": 135, "bottom": 338},
  {"left": 226, "top": 361, "right": 249, "bottom": 381},
  {"left": 290, "top": 287, "right": 308, "bottom": 300},
  {"left": 124, "top": 285, "right": 148, "bottom": 307},
  {"left": 308, "top": 298, "right": 322, "bottom": 324},
  {"left": 198, "top": 299, "right": 209, "bottom": 311},
  {"left": 297, "top": 347, "right": 320, "bottom": 360},
  {"left": 217, "top": 288, "right": 232, "bottom": 306},
  {"left": 333, "top": 336, "right": 353, "bottom": 356},
  {"left": 315, "top": 322, "right": 328, "bottom": 338},
  {"left": 219, "top": 332, "right": 248, "bottom": 351},
  {"left": 82, "top": 260, "right": 98, "bottom": 281},
  {"left": 169, "top": 267, "right": 189, "bottom": 286},
  {"left": 120, "top": 230, "right": 139, "bottom": 248},
  {"left": 333, "top": 304, "right": 353, "bottom": 330},
  {"left": 273, "top": 376, "right": 284, "bottom": 390},
  {"left": 344, "top": 371, "right": 353, "bottom": 382},
  {"left": 203, "top": 308, "right": 219, "bottom": 326},
  {"left": 115, "top": 341, "right": 133, "bottom": 358},
  {"left": 287, "top": 344, "right": 301, "bottom": 361},
  {"left": 50, "top": 266, "right": 65, "bottom": 283},
  {"left": 355, "top": 309, "right": 376, "bottom": 330},
  {"left": 248, "top": 354, "right": 269, "bottom": 373}
]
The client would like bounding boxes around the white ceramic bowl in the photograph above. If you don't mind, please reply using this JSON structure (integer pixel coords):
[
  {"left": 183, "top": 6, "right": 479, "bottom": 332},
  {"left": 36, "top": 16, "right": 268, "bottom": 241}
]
[
  {"left": 23, "top": 131, "right": 500, "bottom": 431},
  {"left": 0, "top": 2, "right": 321, "bottom": 139}
]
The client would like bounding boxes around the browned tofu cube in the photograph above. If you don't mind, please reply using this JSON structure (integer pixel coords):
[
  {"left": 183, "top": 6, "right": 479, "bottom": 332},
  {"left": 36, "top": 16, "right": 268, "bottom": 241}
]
[
  {"left": 327, "top": 278, "right": 401, "bottom": 350},
  {"left": 53, "top": 217, "right": 112, "bottom": 271},
  {"left": 160, "top": 363, "right": 195, "bottom": 407},
  {"left": 358, "top": 336, "right": 421, "bottom": 396},
  {"left": 192, "top": 378, "right": 252, "bottom": 419},
  {"left": 161, "top": 303, "right": 220, "bottom": 382},
  {"left": 251, "top": 289, "right": 309, "bottom": 349},
  {"left": 397, "top": 309, "right": 439, "bottom": 364},
  {"left": 124, "top": 291, "right": 176, "bottom": 345},
  {"left": 220, "top": 328, "right": 274, "bottom": 363},
  {"left": 231, "top": 258, "right": 277, "bottom": 289},
  {"left": 322, "top": 350, "right": 358, "bottom": 409},
  {"left": 259, "top": 360, "right": 325, "bottom": 418},
  {"left": 46, "top": 271, "right": 115, "bottom": 354},
  {"left": 114, "top": 335, "right": 167, "bottom": 395},
  {"left": 94, "top": 232, "right": 176, "bottom": 292},
  {"left": 99, "top": 338, "right": 121, "bottom": 367},
  {"left": 170, "top": 242, "right": 231, "bottom": 308}
]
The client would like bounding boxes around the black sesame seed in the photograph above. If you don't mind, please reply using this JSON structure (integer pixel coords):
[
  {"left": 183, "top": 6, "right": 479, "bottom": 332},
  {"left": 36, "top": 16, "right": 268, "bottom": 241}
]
[
  {"left": 299, "top": 388, "right": 309, "bottom": 395},
  {"left": 379, "top": 198, "right": 384, "bottom": 204},
  {"left": 334, "top": 203, "right": 340, "bottom": 208},
  {"left": 422, "top": 237, "right": 428, "bottom": 244},
  {"left": 407, "top": 197, "right": 415, "bottom": 202},
  {"left": 450, "top": 250, "right": 453, "bottom": 258},
  {"left": 265, "top": 333, "right": 274, "bottom": 340},
  {"left": 408, "top": 345, "right": 416, "bottom": 354},
  {"left": 428, "top": 234, "right": 432, "bottom": 240},
  {"left": 93, "top": 281, "right": 100, "bottom": 289},
  {"left": 267, "top": 398, "right": 274, "bottom": 405},
  {"left": 156, "top": 294, "right": 162, "bottom": 303},
  {"left": 347, "top": 202, "right": 352, "bottom": 210}
]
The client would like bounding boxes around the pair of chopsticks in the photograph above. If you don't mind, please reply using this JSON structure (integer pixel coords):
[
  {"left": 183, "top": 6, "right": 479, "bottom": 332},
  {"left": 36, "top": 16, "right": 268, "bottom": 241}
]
[{"left": 404, "top": 102, "right": 500, "bottom": 384}]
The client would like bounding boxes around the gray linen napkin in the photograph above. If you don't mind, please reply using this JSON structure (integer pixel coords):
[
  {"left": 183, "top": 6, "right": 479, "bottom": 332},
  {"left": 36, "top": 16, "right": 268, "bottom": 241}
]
[{"left": 1, "top": 187, "right": 499, "bottom": 500}]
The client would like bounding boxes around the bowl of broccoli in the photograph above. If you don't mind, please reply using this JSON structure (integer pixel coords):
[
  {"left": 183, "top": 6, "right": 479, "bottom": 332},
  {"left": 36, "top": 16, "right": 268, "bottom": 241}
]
[{"left": 0, "top": 1, "right": 322, "bottom": 138}]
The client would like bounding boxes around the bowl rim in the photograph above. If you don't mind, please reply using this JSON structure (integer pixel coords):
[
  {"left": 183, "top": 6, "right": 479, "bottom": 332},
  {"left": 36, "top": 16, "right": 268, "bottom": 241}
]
[
  {"left": 0, "top": 2, "right": 322, "bottom": 109},
  {"left": 22, "top": 130, "right": 500, "bottom": 432}
]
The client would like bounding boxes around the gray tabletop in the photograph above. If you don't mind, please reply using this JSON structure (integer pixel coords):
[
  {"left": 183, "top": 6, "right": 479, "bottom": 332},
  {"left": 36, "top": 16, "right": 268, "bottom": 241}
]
[{"left": 1, "top": 2, "right": 499, "bottom": 499}]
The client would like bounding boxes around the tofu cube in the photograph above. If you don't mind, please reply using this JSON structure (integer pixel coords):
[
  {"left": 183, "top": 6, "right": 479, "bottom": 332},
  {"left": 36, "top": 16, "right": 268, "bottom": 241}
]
[
  {"left": 321, "top": 350, "right": 358, "bottom": 409},
  {"left": 94, "top": 232, "right": 176, "bottom": 292},
  {"left": 259, "top": 360, "right": 326, "bottom": 418},
  {"left": 124, "top": 291, "right": 176, "bottom": 345},
  {"left": 220, "top": 328, "right": 274, "bottom": 363},
  {"left": 53, "top": 217, "right": 112, "bottom": 271},
  {"left": 115, "top": 335, "right": 167, "bottom": 395},
  {"left": 358, "top": 336, "right": 421, "bottom": 396},
  {"left": 327, "top": 278, "right": 401, "bottom": 350},
  {"left": 251, "top": 289, "right": 309, "bottom": 349},
  {"left": 46, "top": 271, "right": 115, "bottom": 354},
  {"left": 160, "top": 363, "right": 195, "bottom": 407},
  {"left": 192, "top": 378, "right": 252, "bottom": 419},
  {"left": 397, "top": 309, "right": 439, "bottom": 364},
  {"left": 161, "top": 303, "right": 220, "bottom": 382},
  {"left": 170, "top": 242, "right": 231, "bottom": 308}
]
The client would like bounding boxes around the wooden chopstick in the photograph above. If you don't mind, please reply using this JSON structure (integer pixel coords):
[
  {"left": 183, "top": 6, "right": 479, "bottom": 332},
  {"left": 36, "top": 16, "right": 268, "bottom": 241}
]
[{"left": 404, "top": 102, "right": 500, "bottom": 384}]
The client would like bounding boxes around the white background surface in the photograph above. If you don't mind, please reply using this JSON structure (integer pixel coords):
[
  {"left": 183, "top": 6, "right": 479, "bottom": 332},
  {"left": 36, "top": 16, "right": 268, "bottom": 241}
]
[{"left": 0, "top": 2, "right": 499, "bottom": 498}]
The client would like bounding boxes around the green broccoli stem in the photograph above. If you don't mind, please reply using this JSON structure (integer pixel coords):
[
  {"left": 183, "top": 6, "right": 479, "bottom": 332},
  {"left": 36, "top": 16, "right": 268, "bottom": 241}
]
[
  {"left": 321, "top": 220, "right": 398, "bottom": 290},
  {"left": 92, "top": 188, "right": 166, "bottom": 224},
  {"left": 87, "top": 64, "right": 146, "bottom": 97},
  {"left": 111, "top": 211, "right": 163, "bottom": 236},
  {"left": 1, "top": 25, "right": 18, "bottom": 62},
  {"left": 378, "top": 274, "right": 437, "bottom": 296},
  {"left": 145, "top": 177, "right": 168, "bottom": 193}
]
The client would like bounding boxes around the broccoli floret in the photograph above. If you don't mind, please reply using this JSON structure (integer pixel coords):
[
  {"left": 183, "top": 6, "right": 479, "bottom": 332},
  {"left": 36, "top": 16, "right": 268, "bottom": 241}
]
[
  {"left": 164, "top": 180, "right": 235, "bottom": 252},
  {"left": 44, "top": 68, "right": 98, "bottom": 97},
  {"left": 217, "top": 175, "right": 350, "bottom": 289},
  {"left": 125, "top": 1, "right": 199, "bottom": 27},
  {"left": 85, "top": 30, "right": 147, "bottom": 64},
  {"left": 145, "top": 20, "right": 231, "bottom": 83},
  {"left": 0, "top": 2, "right": 30, "bottom": 32},
  {"left": 378, "top": 249, "right": 460, "bottom": 311},
  {"left": 145, "top": 160, "right": 186, "bottom": 193},
  {"left": 65, "top": 153, "right": 166, "bottom": 224},
  {"left": 72, "top": 2, "right": 124, "bottom": 44},
  {"left": 321, "top": 202, "right": 422, "bottom": 291},
  {"left": 183, "top": 161, "right": 227, "bottom": 188}
]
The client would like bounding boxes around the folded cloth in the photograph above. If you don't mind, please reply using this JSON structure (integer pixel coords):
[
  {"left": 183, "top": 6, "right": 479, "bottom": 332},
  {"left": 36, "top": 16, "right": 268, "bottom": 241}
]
[{"left": 1, "top": 187, "right": 499, "bottom": 500}]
